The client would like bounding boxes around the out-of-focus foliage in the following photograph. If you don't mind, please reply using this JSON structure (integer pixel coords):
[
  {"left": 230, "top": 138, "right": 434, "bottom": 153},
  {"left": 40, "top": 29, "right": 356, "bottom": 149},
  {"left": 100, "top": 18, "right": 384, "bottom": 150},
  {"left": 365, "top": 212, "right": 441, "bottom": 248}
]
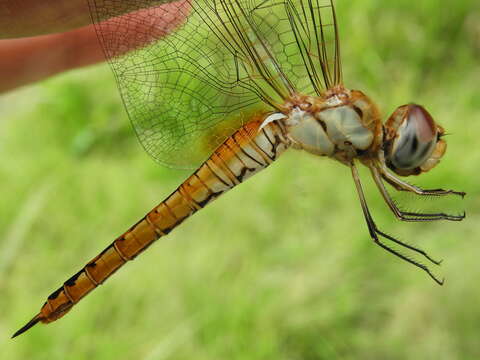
[{"left": 1, "top": 0, "right": 479, "bottom": 359}]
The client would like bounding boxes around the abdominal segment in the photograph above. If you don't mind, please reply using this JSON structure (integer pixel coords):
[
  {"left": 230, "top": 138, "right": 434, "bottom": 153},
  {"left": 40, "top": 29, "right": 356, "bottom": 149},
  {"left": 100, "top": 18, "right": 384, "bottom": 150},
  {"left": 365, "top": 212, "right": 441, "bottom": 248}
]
[{"left": 13, "top": 118, "right": 290, "bottom": 337}]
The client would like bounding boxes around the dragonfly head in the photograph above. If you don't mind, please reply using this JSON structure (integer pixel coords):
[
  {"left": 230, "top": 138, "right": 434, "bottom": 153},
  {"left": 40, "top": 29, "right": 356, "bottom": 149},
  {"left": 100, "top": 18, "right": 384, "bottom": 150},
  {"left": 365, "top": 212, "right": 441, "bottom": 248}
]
[{"left": 383, "top": 104, "right": 446, "bottom": 176}]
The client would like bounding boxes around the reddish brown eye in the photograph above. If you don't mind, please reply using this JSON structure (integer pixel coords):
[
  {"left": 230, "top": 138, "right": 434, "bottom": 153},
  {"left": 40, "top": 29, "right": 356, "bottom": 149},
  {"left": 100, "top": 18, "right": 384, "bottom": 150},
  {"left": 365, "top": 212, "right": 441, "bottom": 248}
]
[
  {"left": 387, "top": 104, "right": 439, "bottom": 170},
  {"left": 410, "top": 105, "right": 436, "bottom": 143}
]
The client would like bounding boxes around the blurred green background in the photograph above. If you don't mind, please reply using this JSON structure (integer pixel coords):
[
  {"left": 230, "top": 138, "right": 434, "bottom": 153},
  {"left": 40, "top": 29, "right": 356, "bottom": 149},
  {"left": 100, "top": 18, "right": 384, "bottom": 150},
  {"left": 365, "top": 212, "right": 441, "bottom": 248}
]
[{"left": 1, "top": 0, "right": 479, "bottom": 359}]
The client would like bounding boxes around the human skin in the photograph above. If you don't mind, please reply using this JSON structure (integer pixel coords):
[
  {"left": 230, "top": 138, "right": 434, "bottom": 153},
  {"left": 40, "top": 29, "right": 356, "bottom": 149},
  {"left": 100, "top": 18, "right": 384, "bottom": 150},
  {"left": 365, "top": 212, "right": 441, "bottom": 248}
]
[{"left": 0, "top": 0, "right": 186, "bottom": 93}]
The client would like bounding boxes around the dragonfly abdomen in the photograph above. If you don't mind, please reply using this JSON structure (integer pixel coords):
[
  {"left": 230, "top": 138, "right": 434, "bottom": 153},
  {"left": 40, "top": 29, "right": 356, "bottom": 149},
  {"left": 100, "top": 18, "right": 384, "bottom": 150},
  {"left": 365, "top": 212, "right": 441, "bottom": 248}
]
[{"left": 13, "top": 117, "right": 290, "bottom": 337}]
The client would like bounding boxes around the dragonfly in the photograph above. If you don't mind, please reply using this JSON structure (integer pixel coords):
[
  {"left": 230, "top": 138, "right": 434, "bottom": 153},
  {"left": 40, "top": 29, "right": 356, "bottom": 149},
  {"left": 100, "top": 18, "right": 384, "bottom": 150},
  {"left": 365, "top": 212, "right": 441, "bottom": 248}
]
[{"left": 13, "top": 0, "right": 465, "bottom": 338}]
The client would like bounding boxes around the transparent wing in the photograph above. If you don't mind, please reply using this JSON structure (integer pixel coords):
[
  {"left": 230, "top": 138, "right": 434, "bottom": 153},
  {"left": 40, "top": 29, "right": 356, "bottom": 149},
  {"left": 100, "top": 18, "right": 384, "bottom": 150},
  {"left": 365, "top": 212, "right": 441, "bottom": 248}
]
[{"left": 88, "top": 0, "right": 342, "bottom": 168}]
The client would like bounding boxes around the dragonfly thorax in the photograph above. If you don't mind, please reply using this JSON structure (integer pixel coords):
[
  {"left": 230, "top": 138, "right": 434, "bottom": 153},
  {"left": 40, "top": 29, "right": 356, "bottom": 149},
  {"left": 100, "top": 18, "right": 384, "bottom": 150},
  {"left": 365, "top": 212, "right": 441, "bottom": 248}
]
[{"left": 279, "top": 89, "right": 382, "bottom": 163}]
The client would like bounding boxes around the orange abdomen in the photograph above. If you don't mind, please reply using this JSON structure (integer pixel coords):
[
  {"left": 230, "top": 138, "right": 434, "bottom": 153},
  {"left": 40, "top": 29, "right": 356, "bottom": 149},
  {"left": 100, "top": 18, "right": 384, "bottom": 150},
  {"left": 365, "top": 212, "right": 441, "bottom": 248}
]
[{"left": 13, "top": 118, "right": 290, "bottom": 337}]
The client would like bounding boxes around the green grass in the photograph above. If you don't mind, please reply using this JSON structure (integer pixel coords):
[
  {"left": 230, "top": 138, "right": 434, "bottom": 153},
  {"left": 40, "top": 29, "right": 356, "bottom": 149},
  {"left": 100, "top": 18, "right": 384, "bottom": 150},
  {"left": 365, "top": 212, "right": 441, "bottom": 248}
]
[{"left": 1, "top": 0, "right": 480, "bottom": 359}]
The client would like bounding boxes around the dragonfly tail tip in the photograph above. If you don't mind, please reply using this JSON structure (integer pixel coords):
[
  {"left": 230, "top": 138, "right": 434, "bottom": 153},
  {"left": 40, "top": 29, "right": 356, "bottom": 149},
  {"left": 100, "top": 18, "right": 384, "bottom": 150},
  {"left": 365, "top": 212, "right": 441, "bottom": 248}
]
[{"left": 12, "top": 313, "right": 43, "bottom": 339}]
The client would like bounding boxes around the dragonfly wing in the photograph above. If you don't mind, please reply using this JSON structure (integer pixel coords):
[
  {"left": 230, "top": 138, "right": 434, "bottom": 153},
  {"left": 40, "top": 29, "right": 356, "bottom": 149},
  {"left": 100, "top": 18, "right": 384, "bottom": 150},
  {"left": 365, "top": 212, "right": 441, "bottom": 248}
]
[
  {"left": 87, "top": 0, "right": 342, "bottom": 168},
  {"left": 247, "top": 0, "right": 342, "bottom": 93}
]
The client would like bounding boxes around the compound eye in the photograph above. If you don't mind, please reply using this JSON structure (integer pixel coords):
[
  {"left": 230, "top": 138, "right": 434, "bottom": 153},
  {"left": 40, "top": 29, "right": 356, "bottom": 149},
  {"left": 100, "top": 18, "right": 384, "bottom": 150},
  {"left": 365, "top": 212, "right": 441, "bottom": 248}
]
[{"left": 389, "top": 105, "right": 438, "bottom": 170}]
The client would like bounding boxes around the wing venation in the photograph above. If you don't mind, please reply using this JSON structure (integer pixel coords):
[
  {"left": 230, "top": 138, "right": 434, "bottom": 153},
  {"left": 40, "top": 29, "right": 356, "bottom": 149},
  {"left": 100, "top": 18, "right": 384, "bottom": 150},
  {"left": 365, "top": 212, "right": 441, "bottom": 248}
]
[{"left": 88, "top": 0, "right": 342, "bottom": 168}]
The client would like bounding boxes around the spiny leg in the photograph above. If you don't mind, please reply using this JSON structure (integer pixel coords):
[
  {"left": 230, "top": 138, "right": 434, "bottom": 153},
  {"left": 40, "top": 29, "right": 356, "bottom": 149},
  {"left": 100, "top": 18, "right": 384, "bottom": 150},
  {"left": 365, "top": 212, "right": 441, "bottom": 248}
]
[
  {"left": 370, "top": 165, "right": 465, "bottom": 222},
  {"left": 350, "top": 162, "right": 444, "bottom": 285},
  {"left": 377, "top": 162, "right": 466, "bottom": 198}
]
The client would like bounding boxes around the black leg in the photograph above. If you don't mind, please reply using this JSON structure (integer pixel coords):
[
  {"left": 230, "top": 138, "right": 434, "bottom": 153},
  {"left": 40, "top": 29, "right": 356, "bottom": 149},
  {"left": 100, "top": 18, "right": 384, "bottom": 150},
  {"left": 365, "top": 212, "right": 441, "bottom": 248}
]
[
  {"left": 350, "top": 162, "right": 444, "bottom": 285},
  {"left": 378, "top": 162, "right": 466, "bottom": 198},
  {"left": 370, "top": 165, "right": 465, "bottom": 222}
]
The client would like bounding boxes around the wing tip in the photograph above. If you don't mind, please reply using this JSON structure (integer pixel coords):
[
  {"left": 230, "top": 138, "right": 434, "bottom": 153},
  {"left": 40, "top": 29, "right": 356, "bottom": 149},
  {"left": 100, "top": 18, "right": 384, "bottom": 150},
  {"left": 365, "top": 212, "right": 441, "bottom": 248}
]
[{"left": 11, "top": 314, "right": 43, "bottom": 339}]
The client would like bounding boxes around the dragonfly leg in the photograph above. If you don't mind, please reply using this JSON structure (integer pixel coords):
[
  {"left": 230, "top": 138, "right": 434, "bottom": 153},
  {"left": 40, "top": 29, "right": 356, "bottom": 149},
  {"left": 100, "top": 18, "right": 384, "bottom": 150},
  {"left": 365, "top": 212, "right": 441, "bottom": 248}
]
[
  {"left": 369, "top": 165, "right": 465, "bottom": 222},
  {"left": 350, "top": 162, "right": 444, "bottom": 283},
  {"left": 377, "top": 162, "right": 466, "bottom": 198}
]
